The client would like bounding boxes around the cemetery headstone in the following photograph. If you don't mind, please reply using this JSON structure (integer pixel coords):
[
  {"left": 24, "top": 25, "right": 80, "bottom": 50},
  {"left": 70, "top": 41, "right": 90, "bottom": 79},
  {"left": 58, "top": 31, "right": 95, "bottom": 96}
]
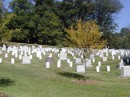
[
  {"left": 96, "top": 66, "right": 100, "bottom": 72},
  {"left": 112, "top": 55, "right": 115, "bottom": 60},
  {"left": 75, "top": 58, "right": 82, "bottom": 64},
  {"left": 76, "top": 65, "right": 85, "bottom": 73},
  {"left": 102, "top": 57, "right": 107, "bottom": 62},
  {"left": 67, "top": 59, "right": 70, "bottom": 63},
  {"left": 107, "top": 66, "right": 110, "bottom": 72},
  {"left": 118, "top": 56, "right": 121, "bottom": 60},
  {"left": 11, "top": 58, "right": 15, "bottom": 64},
  {"left": 59, "top": 52, "right": 67, "bottom": 60},
  {"left": 0, "top": 58, "right": 2, "bottom": 63},
  {"left": 98, "top": 61, "right": 101, "bottom": 67},
  {"left": 46, "top": 62, "right": 50, "bottom": 68},
  {"left": 92, "top": 58, "right": 95, "bottom": 63},
  {"left": 22, "top": 56, "right": 31, "bottom": 64},
  {"left": 2, "top": 45, "right": 6, "bottom": 50},
  {"left": 69, "top": 62, "right": 73, "bottom": 67},
  {"left": 19, "top": 55, "right": 22, "bottom": 60},
  {"left": 57, "top": 60, "right": 61, "bottom": 67},
  {"left": 85, "top": 59, "right": 92, "bottom": 67},
  {"left": 5, "top": 54, "right": 8, "bottom": 58},
  {"left": 120, "top": 66, "right": 130, "bottom": 77}
]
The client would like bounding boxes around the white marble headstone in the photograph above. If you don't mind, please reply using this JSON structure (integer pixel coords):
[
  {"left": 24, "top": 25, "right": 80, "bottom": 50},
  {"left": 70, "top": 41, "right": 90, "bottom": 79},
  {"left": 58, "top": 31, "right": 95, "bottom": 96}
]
[
  {"left": 46, "top": 62, "right": 50, "bottom": 68},
  {"left": 75, "top": 58, "right": 82, "bottom": 64},
  {"left": 22, "top": 56, "right": 31, "bottom": 64},
  {"left": 107, "top": 66, "right": 110, "bottom": 72},
  {"left": 76, "top": 65, "right": 85, "bottom": 73},
  {"left": 96, "top": 66, "right": 100, "bottom": 72},
  {"left": 60, "top": 52, "right": 67, "bottom": 60},
  {"left": 121, "top": 66, "right": 130, "bottom": 77},
  {"left": 57, "top": 60, "right": 61, "bottom": 67},
  {"left": 0, "top": 58, "right": 2, "bottom": 63},
  {"left": 11, "top": 58, "right": 15, "bottom": 64}
]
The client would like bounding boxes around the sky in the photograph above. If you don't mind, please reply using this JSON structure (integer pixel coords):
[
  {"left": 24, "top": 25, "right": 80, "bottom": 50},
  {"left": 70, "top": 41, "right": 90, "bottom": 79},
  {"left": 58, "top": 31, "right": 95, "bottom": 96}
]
[
  {"left": 4, "top": 0, "right": 130, "bottom": 32},
  {"left": 115, "top": 0, "right": 130, "bottom": 32}
]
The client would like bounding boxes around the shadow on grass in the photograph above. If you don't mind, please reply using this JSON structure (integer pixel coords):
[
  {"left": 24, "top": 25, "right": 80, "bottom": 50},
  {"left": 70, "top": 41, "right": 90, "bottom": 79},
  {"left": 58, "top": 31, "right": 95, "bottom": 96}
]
[
  {"left": 0, "top": 77, "right": 15, "bottom": 87},
  {"left": 57, "top": 72, "right": 89, "bottom": 80}
]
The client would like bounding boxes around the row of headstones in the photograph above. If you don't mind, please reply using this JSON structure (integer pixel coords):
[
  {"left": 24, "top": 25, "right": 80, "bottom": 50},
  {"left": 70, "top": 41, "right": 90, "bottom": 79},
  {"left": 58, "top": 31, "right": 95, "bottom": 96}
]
[
  {"left": 1, "top": 45, "right": 60, "bottom": 57},
  {"left": 1, "top": 53, "right": 33, "bottom": 60},
  {"left": 0, "top": 56, "right": 31, "bottom": 64},
  {"left": 1, "top": 44, "right": 130, "bottom": 56},
  {"left": 76, "top": 65, "right": 110, "bottom": 73},
  {"left": 0, "top": 45, "right": 127, "bottom": 63},
  {"left": 0, "top": 51, "right": 53, "bottom": 63},
  {"left": 46, "top": 59, "right": 73, "bottom": 68},
  {"left": 0, "top": 49, "right": 122, "bottom": 65},
  {"left": 0, "top": 46, "right": 126, "bottom": 63}
]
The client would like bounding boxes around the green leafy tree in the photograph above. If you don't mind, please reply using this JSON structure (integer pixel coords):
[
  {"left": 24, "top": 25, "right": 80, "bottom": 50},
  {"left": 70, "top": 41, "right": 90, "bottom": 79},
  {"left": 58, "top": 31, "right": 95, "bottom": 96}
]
[
  {"left": 55, "top": 0, "right": 123, "bottom": 45},
  {"left": 120, "top": 27, "right": 130, "bottom": 49},
  {"left": 32, "top": 0, "right": 63, "bottom": 45},
  {"left": 9, "top": 0, "right": 33, "bottom": 43},
  {"left": 0, "top": 0, "right": 3, "bottom": 20},
  {"left": 92, "top": 0, "right": 123, "bottom": 37},
  {"left": 0, "top": 14, "right": 20, "bottom": 44},
  {"left": 65, "top": 20, "right": 106, "bottom": 80}
]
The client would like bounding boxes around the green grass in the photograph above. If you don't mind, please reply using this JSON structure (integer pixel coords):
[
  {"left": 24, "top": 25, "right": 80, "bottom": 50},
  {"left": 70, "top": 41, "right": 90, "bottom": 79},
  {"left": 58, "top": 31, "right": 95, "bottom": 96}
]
[{"left": 0, "top": 46, "right": 130, "bottom": 97}]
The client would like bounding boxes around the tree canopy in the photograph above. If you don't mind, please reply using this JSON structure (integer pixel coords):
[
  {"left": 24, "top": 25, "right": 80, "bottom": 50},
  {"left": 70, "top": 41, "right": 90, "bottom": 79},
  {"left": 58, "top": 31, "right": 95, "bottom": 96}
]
[
  {"left": 65, "top": 19, "right": 106, "bottom": 50},
  {"left": 0, "top": 0, "right": 126, "bottom": 48}
]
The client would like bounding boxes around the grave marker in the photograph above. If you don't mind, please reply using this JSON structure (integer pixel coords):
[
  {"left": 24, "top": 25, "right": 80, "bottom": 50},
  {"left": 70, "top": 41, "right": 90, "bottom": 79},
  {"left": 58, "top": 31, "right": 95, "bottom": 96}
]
[
  {"left": 98, "top": 61, "right": 101, "bottom": 67},
  {"left": 96, "top": 66, "right": 100, "bottom": 72},
  {"left": 69, "top": 62, "right": 73, "bottom": 67},
  {"left": 107, "top": 66, "right": 110, "bottom": 72},
  {"left": 46, "top": 62, "right": 50, "bottom": 68},
  {"left": 57, "top": 60, "right": 61, "bottom": 67},
  {"left": 60, "top": 52, "right": 67, "bottom": 60},
  {"left": 5, "top": 54, "right": 8, "bottom": 58},
  {"left": 75, "top": 58, "right": 82, "bottom": 64},
  {"left": 0, "top": 58, "right": 2, "bottom": 63},
  {"left": 22, "top": 56, "right": 31, "bottom": 64},
  {"left": 11, "top": 58, "right": 15, "bottom": 64},
  {"left": 121, "top": 66, "right": 130, "bottom": 77},
  {"left": 102, "top": 57, "right": 107, "bottom": 62},
  {"left": 76, "top": 65, "right": 85, "bottom": 73}
]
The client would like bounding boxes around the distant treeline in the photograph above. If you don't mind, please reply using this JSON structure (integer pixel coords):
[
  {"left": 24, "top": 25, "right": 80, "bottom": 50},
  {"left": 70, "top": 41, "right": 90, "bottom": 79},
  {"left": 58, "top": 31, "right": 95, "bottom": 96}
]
[{"left": 1, "top": 0, "right": 130, "bottom": 49}]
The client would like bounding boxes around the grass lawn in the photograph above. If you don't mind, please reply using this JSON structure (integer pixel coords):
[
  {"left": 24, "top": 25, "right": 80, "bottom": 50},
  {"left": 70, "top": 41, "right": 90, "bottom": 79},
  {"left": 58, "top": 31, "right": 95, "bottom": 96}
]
[{"left": 0, "top": 46, "right": 130, "bottom": 97}]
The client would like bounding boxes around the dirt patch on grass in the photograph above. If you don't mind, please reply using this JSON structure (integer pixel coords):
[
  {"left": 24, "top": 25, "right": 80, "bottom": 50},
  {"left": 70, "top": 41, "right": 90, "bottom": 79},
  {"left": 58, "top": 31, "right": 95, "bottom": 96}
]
[
  {"left": 71, "top": 80, "right": 100, "bottom": 85},
  {"left": 0, "top": 93, "right": 9, "bottom": 97}
]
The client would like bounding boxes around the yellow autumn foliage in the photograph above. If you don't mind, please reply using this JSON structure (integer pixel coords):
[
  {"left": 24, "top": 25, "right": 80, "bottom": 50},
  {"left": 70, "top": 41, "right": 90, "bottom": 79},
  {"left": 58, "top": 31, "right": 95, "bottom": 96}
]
[{"left": 65, "top": 20, "right": 107, "bottom": 50}]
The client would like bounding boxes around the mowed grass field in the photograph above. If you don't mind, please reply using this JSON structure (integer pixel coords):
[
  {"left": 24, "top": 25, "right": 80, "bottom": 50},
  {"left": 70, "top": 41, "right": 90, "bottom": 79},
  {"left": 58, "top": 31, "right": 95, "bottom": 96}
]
[{"left": 0, "top": 45, "right": 130, "bottom": 97}]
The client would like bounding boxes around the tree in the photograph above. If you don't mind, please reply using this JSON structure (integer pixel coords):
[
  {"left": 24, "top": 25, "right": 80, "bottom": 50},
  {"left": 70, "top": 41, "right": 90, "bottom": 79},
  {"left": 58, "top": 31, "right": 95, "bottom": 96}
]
[
  {"left": 55, "top": 0, "right": 122, "bottom": 32},
  {"left": 32, "top": 0, "right": 63, "bottom": 45},
  {"left": 65, "top": 20, "right": 106, "bottom": 80},
  {"left": 119, "top": 27, "right": 130, "bottom": 49},
  {"left": 109, "top": 32, "right": 122, "bottom": 49},
  {"left": 55, "top": 0, "right": 88, "bottom": 28},
  {"left": 0, "top": 13, "right": 20, "bottom": 45},
  {"left": 0, "top": 0, "right": 5, "bottom": 18},
  {"left": 9, "top": 0, "right": 34, "bottom": 43}
]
